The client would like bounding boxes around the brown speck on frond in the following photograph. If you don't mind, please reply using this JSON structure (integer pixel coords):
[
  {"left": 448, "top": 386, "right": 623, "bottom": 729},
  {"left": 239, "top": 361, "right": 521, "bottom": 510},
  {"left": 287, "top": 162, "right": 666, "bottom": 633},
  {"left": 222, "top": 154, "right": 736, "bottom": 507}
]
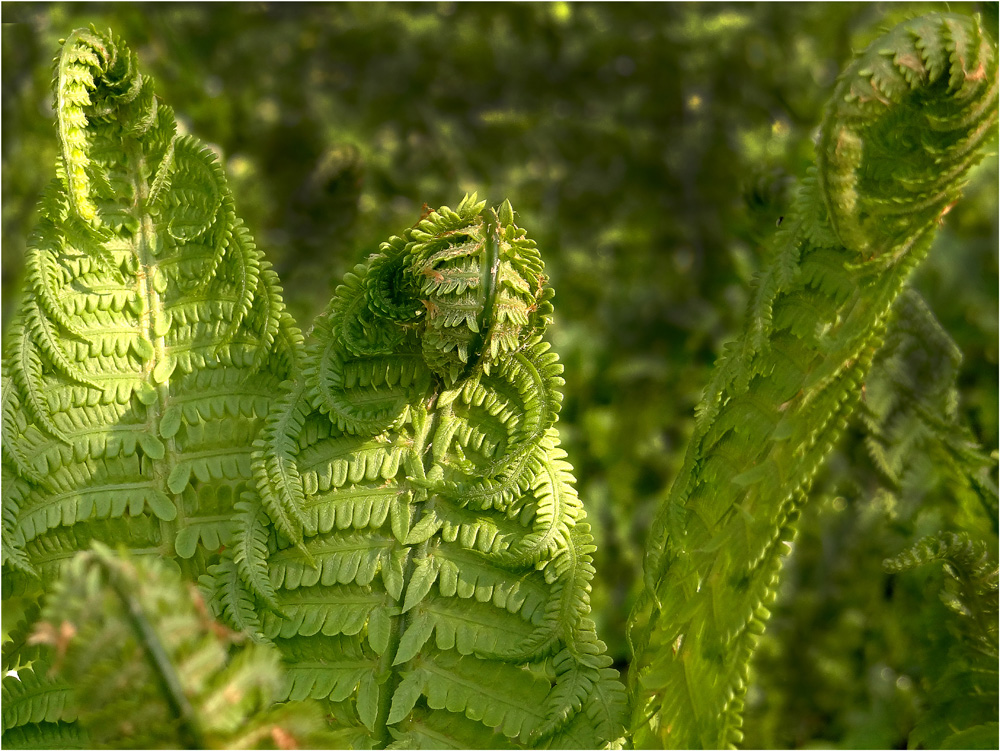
[
  {"left": 420, "top": 265, "right": 445, "bottom": 284},
  {"left": 894, "top": 52, "right": 926, "bottom": 76},
  {"left": 411, "top": 202, "right": 434, "bottom": 228},
  {"left": 938, "top": 200, "right": 957, "bottom": 225}
]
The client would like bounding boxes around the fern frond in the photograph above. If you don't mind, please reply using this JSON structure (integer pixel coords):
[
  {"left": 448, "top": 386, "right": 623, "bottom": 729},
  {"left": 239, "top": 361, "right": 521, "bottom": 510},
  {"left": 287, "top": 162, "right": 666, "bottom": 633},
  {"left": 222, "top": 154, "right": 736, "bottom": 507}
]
[
  {"left": 628, "top": 12, "right": 999, "bottom": 749},
  {"left": 8, "top": 319, "right": 65, "bottom": 441},
  {"left": 253, "top": 385, "right": 310, "bottom": 549},
  {"left": 229, "top": 496, "right": 280, "bottom": 609},
  {"left": 1, "top": 376, "right": 44, "bottom": 488},
  {"left": 862, "top": 289, "right": 999, "bottom": 527},
  {"left": 884, "top": 532, "right": 998, "bottom": 647},
  {"left": 233, "top": 198, "right": 626, "bottom": 747},
  {"left": 885, "top": 532, "right": 998, "bottom": 747},
  {"left": 2, "top": 28, "right": 303, "bottom": 745},
  {"left": 201, "top": 556, "right": 267, "bottom": 641}
]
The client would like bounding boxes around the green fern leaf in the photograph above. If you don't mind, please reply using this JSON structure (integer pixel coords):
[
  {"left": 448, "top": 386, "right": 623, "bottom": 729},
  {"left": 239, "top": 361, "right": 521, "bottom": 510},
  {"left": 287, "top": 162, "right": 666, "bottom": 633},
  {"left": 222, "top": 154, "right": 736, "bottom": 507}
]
[
  {"left": 1, "top": 663, "right": 78, "bottom": 734},
  {"left": 0, "top": 720, "right": 90, "bottom": 750},
  {"left": 2, "top": 23, "right": 301, "bottom": 591},
  {"left": 1, "top": 27, "right": 303, "bottom": 747},
  {"left": 628, "top": 12, "right": 998, "bottom": 749},
  {"left": 225, "top": 199, "right": 627, "bottom": 747}
]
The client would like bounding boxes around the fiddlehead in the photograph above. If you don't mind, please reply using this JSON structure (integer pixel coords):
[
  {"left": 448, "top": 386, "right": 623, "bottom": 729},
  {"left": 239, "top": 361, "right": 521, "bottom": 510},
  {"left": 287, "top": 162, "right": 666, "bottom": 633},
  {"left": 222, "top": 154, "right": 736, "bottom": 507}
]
[
  {"left": 1, "top": 24, "right": 300, "bottom": 736},
  {"left": 628, "top": 12, "right": 998, "bottom": 749},
  {"left": 222, "top": 196, "right": 627, "bottom": 748}
]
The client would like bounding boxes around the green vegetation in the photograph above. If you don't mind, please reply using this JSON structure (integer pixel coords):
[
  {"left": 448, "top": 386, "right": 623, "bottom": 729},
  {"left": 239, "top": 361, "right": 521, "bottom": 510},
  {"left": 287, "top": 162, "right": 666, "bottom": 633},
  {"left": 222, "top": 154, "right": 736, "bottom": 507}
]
[{"left": 2, "top": 4, "right": 997, "bottom": 749}]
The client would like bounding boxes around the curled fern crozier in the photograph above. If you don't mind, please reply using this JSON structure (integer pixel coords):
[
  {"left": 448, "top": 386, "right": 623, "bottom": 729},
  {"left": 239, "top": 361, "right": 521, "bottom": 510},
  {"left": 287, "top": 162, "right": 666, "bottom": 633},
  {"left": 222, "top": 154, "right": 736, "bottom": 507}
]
[
  {"left": 1, "top": 24, "right": 300, "bottom": 719},
  {"left": 217, "top": 196, "right": 628, "bottom": 748},
  {"left": 627, "top": 13, "right": 998, "bottom": 749}
]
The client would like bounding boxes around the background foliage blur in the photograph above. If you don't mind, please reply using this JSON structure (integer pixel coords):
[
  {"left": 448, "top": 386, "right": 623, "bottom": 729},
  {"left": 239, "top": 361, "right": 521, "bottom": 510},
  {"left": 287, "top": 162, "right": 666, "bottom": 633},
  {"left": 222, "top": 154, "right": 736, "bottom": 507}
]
[{"left": 3, "top": 3, "right": 997, "bottom": 747}]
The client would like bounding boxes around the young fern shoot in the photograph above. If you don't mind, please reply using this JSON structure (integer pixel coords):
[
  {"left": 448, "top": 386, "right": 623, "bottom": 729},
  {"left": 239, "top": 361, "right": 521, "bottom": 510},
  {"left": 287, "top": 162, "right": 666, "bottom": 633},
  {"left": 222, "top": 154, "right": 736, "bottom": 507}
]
[
  {"left": 211, "top": 197, "right": 629, "bottom": 748},
  {"left": 1, "top": 11, "right": 996, "bottom": 751},
  {"left": 1, "top": 23, "right": 300, "bottom": 714},
  {"left": 627, "top": 13, "right": 998, "bottom": 749}
]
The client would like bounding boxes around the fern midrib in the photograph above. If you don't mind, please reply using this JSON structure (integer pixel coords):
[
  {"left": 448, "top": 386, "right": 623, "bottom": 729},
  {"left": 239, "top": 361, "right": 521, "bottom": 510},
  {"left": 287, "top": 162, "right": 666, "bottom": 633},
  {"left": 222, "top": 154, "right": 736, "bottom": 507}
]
[
  {"left": 369, "top": 397, "right": 444, "bottom": 746},
  {"left": 125, "top": 136, "right": 179, "bottom": 562}
]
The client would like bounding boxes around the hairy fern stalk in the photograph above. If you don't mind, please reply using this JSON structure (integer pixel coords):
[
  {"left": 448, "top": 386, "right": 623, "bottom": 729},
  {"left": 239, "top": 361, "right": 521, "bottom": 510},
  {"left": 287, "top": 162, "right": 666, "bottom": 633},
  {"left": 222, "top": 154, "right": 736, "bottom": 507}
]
[
  {"left": 206, "top": 196, "right": 629, "bottom": 748},
  {"left": 627, "top": 13, "right": 999, "bottom": 749},
  {"left": 1, "top": 25, "right": 298, "bottom": 736}
]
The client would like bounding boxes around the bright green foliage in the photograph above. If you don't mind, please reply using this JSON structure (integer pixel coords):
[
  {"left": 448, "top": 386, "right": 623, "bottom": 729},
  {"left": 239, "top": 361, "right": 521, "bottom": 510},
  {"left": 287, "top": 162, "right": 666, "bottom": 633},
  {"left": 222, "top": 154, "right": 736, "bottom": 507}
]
[
  {"left": 742, "top": 281, "right": 997, "bottom": 748},
  {"left": 628, "top": 13, "right": 998, "bottom": 749},
  {"left": 2, "top": 544, "right": 343, "bottom": 749},
  {"left": 210, "top": 196, "right": 627, "bottom": 748},
  {"left": 1, "top": 9, "right": 997, "bottom": 751},
  {"left": 860, "top": 294, "right": 997, "bottom": 748},
  {"left": 1, "top": 26, "right": 298, "bottom": 637}
]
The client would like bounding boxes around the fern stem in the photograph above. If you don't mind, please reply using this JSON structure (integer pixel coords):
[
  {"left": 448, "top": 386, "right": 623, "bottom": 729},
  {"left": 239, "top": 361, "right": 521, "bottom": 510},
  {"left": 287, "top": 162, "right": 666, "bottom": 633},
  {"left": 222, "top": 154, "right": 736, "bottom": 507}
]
[
  {"left": 127, "top": 132, "right": 186, "bottom": 566},
  {"left": 98, "top": 556, "right": 205, "bottom": 749},
  {"left": 373, "top": 400, "right": 442, "bottom": 745},
  {"left": 462, "top": 208, "right": 500, "bottom": 377}
]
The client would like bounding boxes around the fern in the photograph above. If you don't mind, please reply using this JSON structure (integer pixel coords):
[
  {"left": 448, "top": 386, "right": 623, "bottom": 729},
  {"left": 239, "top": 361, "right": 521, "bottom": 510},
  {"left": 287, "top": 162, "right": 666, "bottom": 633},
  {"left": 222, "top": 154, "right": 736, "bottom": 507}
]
[
  {"left": 217, "top": 195, "right": 629, "bottom": 748},
  {"left": 2, "top": 12, "right": 997, "bottom": 750},
  {"left": 883, "top": 533, "right": 998, "bottom": 749},
  {"left": 1, "top": 544, "right": 342, "bottom": 749},
  {"left": 1, "top": 26, "right": 300, "bottom": 668},
  {"left": 861, "top": 289, "right": 998, "bottom": 528},
  {"left": 628, "top": 13, "right": 998, "bottom": 749}
]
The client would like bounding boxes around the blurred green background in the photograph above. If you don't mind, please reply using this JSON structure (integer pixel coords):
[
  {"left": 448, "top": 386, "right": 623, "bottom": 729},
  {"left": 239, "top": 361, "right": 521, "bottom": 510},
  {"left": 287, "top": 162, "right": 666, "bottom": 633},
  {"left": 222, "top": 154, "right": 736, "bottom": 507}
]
[{"left": 3, "top": 3, "right": 997, "bottom": 747}]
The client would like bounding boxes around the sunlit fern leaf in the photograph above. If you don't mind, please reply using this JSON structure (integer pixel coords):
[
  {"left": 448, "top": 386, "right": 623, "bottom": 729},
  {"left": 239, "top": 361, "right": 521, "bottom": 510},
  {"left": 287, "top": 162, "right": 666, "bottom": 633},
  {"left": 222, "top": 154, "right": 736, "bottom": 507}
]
[
  {"left": 1, "top": 24, "right": 301, "bottom": 683},
  {"left": 4, "top": 544, "right": 340, "bottom": 749},
  {"left": 627, "top": 12, "right": 998, "bottom": 749},
  {"left": 1, "top": 26, "right": 303, "bottom": 749},
  {"left": 225, "top": 197, "right": 627, "bottom": 748},
  {"left": 1, "top": 662, "right": 78, "bottom": 741}
]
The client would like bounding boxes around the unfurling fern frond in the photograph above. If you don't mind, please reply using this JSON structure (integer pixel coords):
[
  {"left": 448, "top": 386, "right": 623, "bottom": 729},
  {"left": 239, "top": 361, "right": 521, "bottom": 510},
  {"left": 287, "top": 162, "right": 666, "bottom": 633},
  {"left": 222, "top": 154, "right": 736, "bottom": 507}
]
[
  {"left": 227, "top": 197, "right": 628, "bottom": 748},
  {"left": 1, "top": 24, "right": 301, "bottom": 673},
  {"left": 0, "top": 544, "right": 341, "bottom": 750},
  {"left": 628, "top": 13, "right": 998, "bottom": 749}
]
